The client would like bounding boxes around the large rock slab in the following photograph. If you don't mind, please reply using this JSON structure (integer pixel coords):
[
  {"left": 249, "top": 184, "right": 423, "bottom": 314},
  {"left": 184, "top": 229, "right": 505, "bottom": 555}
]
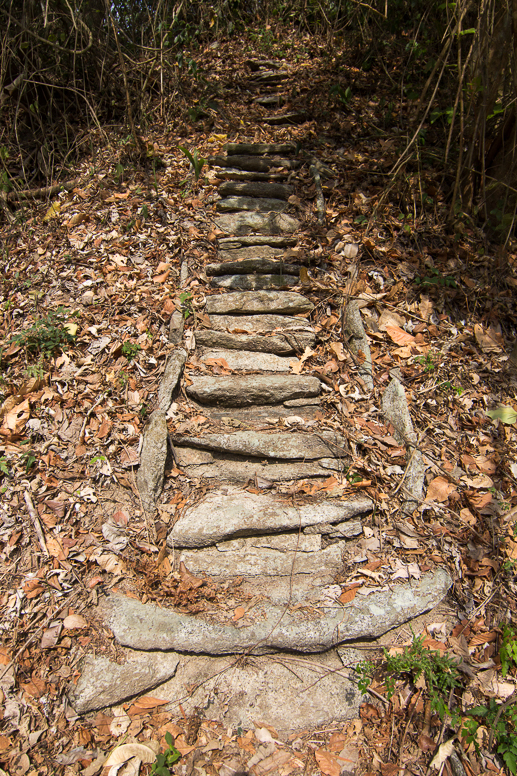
[
  {"left": 174, "top": 453, "right": 343, "bottom": 482},
  {"left": 207, "top": 312, "right": 313, "bottom": 332},
  {"left": 345, "top": 301, "right": 373, "bottom": 390},
  {"left": 217, "top": 196, "right": 287, "bottom": 213},
  {"left": 264, "top": 112, "right": 306, "bottom": 125},
  {"left": 157, "top": 349, "right": 186, "bottom": 411},
  {"left": 214, "top": 212, "right": 300, "bottom": 235},
  {"left": 199, "top": 402, "right": 322, "bottom": 423},
  {"left": 68, "top": 651, "right": 180, "bottom": 713},
  {"left": 210, "top": 156, "right": 299, "bottom": 172},
  {"left": 136, "top": 410, "right": 168, "bottom": 512},
  {"left": 211, "top": 274, "right": 299, "bottom": 290},
  {"left": 199, "top": 349, "right": 295, "bottom": 372},
  {"left": 104, "top": 568, "right": 452, "bottom": 654},
  {"left": 186, "top": 375, "right": 320, "bottom": 406},
  {"left": 226, "top": 142, "right": 295, "bottom": 155},
  {"left": 218, "top": 235, "right": 296, "bottom": 248},
  {"left": 219, "top": 181, "right": 293, "bottom": 199},
  {"left": 215, "top": 169, "right": 289, "bottom": 181},
  {"left": 171, "top": 431, "right": 346, "bottom": 460},
  {"left": 218, "top": 245, "right": 284, "bottom": 261},
  {"left": 179, "top": 536, "right": 353, "bottom": 577},
  {"left": 205, "top": 291, "right": 313, "bottom": 315},
  {"left": 195, "top": 329, "right": 315, "bottom": 355},
  {"left": 154, "top": 652, "right": 361, "bottom": 735},
  {"left": 207, "top": 258, "right": 300, "bottom": 276},
  {"left": 168, "top": 486, "right": 372, "bottom": 547}
]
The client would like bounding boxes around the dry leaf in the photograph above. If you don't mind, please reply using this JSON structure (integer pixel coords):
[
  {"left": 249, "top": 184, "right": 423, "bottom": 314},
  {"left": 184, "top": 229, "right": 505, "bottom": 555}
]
[
  {"left": 315, "top": 748, "right": 341, "bottom": 776},
  {"left": 474, "top": 323, "right": 503, "bottom": 353},
  {"left": 290, "top": 346, "right": 315, "bottom": 374},
  {"left": 330, "top": 342, "right": 345, "bottom": 361},
  {"left": 428, "top": 739, "right": 455, "bottom": 769},
  {"left": 385, "top": 325, "right": 415, "bottom": 345},
  {"left": 63, "top": 614, "right": 88, "bottom": 629},
  {"left": 425, "top": 476, "right": 457, "bottom": 502},
  {"left": 104, "top": 743, "right": 156, "bottom": 767}
]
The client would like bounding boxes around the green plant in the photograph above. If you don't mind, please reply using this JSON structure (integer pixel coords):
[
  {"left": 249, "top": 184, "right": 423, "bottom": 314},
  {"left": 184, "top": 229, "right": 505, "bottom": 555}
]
[
  {"left": 121, "top": 342, "right": 141, "bottom": 362},
  {"left": 415, "top": 353, "right": 437, "bottom": 373},
  {"left": 178, "top": 146, "right": 206, "bottom": 181},
  {"left": 0, "top": 456, "right": 9, "bottom": 476},
  {"left": 415, "top": 265, "right": 457, "bottom": 288},
  {"left": 500, "top": 625, "right": 517, "bottom": 677},
  {"left": 151, "top": 732, "right": 181, "bottom": 776},
  {"left": 330, "top": 83, "right": 352, "bottom": 107},
  {"left": 21, "top": 450, "right": 36, "bottom": 472},
  {"left": 179, "top": 291, "right": 193, "bottom": 319},
  {"left": 439, "top": 380, "right": 463, "bottom": 396},
  {"left": 356, "top": 634, "right": 461, "bottom": 722},
  {"left": 5, "top": 307, "right": 77, "bottom": 358},
  {"left": 461, "top": 698, "right": 517, "bottom": 774}
]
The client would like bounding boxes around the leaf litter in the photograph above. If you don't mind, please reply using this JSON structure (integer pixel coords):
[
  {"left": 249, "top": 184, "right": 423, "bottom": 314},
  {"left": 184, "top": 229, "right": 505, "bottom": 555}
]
[{"left": 0, "top": 30, "right": 517, "bottom": 776}]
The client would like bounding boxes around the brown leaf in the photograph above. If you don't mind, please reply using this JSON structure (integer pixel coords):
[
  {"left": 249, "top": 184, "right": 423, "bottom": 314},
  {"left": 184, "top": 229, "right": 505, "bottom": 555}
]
[
  {"left": 63, "top": 614, "right": 88, "bottom": 629},
  {"left": 385, "top": 325, "right": 415, "bottom": 345},
  {"left": 315, "top": 748, "right": 341, "bottom": 776},
  {"left": 425, "top": 477, "right": 457, "bottom": 503},
  {"left": 339, "top": 587, "right": 358, "bottom": 604}
]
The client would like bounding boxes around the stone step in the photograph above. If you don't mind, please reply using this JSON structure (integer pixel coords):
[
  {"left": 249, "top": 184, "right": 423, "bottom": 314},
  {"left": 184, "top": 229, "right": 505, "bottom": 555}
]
[
  {"left": 104, "top": 568, "right": 452, "bottom": 654},
  {"left": 195, "top": 328, "right": 315, "bottom": 355},
  {"left": 174, "top": 451, "right": 344, "bottom": 482},
  {"left": 264, "top": 112, "right": 307, "bottom": 125},
  {"left": 194, "top": 401, "right": 321, "bottom": 423},
  {"left": 209, "top": 155, "right": 299, "bottom": 172},
  {"left": 185, "top": 374, "right": 320, "bottom": 406},
  {"left": 215, "top": 169, "right": 289, "bottom": 181},
  {"left": 214, "top": 212, "right": 300, "bottom": 235},
  {"left": 218, "top": 244, "right": 282, "bottom": 259},
  {"left": 180, "top": 535, "right": 357, "bottom": 578},
  {"left": 249, "top": 71, "right": 290, "bottom": 84},
  {"left": 219, "top": 181, "right": 293, "bottom": 199},
  {"left": 199, "top": 348, "right": 295, "bottom": 372},
  {"left": 226, "top": 142, "right": 295, "bottom": 155},
  {"left": 171, "top": 430, "right": 347, "bottom": 460},
  {"left": 167, "top": 486, "right": 372, "bottom": 548},
  {"left": 246, "top": 59, "right": 283, "bottom": 70},
  {"left": 218, "top": 235, "right": 297, "bottom": 248},
  {"left": 208, "top": 258, "right": 300, "bottom": 276},
  {"left": 210, "top": 274, "right": 299, "bottom": 291},
  {"left": 216, "top": 196, "right": 287, "bottom": 213},
  {"left": 256, "top": 94, "right": 285, "bottom": 106},
  {"left": 205, "top": 290, "right": 313, "bottom": 315},
  {"left": 206, "top": 312, "right": 314, "bottom": 333}
]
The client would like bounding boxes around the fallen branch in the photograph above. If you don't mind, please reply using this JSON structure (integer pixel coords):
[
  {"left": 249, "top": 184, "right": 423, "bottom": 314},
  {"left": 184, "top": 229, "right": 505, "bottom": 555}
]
[
  {"left": 309, "top": 161, "right": 326, "bottom": 224},
  {"left": 7, "top": 178, "right": 81, "bottom": 201}
]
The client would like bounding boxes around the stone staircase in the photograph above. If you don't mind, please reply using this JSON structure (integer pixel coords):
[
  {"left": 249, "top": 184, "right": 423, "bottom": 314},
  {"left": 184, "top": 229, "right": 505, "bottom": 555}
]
[{"left": 68, "top": 63, "right": 451, "bottom": 735}]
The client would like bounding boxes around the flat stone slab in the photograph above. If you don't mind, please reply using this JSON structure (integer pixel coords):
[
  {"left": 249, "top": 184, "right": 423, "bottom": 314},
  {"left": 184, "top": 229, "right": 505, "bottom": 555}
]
[
  {"left": 214, "top": 212, "right": 300, "bottom": 235},
  {"left": 171, "top": 431, "right": 346, "bottom": 460},
  {"left": 207, "top": 312, "right": 313, "bottom": 332},
  {"left": 218, "top": 245, "right": 284, "bottom": 260},
  {"left": 211, "top": 274, "right": 299, "bottom": 290},
  {"left": 205, "top": 291, "right": 313, "bottom": 315},
  {"left": 68, "top": 651, "right": 180, "bottom": 713},
  {"left": 217, "top": 196, "right": 287, "bottom": 213},
  {"left": 219, "top": 181, "right": 293, "bottom": 199},
  {"left": 207, "top": 258, "right": 300, "bottom": 276},
  {"left": 199, "top": 349, "right": 295, "bottom": 372},
  {"left": 179, "top": 537, "right": 351, "bottom": 578},
  {"left": 264, "top": 112, "right": 307, "bottom": 125},
  {"left": 215, "top": 169, "right": 289, "bottom": 181},
  {"left": 168, "top": 486, "right": 372, "bottom": 547},
  {"left": 218, "top": 236, "right": 297, "bottom": 248},
  {"left": 195, "top": 329, "right": 315, "bottom": 355},
  {"left": 104, "top": 568, "right": 452, "bottom": 654},
  {"left": 153, "top": 652, "right": 361, "bottom": 735},
  {"left": 210, "top": 156, "right": 299, "bottom": 172},
  {"left": 199, "top": 402, "right": 322, "bottom": 423},
  {"left": 226, "top": 142, "right": 294, "bottom": 155},
  {"left": 250, "top": 70, "right": 290, "bottom": 84},
  {"left": 174, "top": 453, "right": 344, "bottom": 482},
  {"left": 136, "top": 410, "right": 168, "bottom": 512},
  {"left": 186, "top": 375, "right": 320, "bottom": 406}
]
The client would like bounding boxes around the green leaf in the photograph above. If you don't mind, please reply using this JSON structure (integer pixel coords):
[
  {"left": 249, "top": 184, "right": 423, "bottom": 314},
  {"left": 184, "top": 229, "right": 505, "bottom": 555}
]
[{"left": 486, "top": 406, "right": 517, "bottom": 425}]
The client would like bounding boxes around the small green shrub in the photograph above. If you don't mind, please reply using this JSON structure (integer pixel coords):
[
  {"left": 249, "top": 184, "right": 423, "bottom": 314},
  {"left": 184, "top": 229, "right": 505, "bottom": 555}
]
[
  {"left": 5, "top": 307, "right": 77, "bottom": 358},
  {"left": 121, "top": 342, "right": 141, "bottom": 362},
  {"left": 356, "top": 634, "right": 461, "bottom": 722},
  {"left": 151, "top": 732, "right": 181, "bottom": 776},
  {"left": 178, "top": 146, "right": 206, "bottom": 180}
]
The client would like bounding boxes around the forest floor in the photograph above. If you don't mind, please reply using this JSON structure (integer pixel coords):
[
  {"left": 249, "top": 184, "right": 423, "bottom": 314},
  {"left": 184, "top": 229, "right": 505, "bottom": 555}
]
[{"left": 1, "top": 28, "right": 517, "bottom": 776}]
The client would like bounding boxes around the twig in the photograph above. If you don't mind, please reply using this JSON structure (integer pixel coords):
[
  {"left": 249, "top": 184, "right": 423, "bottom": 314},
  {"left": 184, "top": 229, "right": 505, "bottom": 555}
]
[
  {"left": 7, "top": 178, "right": 81, "bottom": 201},
  {"left": 78, "top": 391, "right": 108, "bottom": 445},
  {"left": 24, "top": 490, "right": 49, "bottom": 557},
  {"left": 310, "top": 161, "right": 326, "bottom": 224}
]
